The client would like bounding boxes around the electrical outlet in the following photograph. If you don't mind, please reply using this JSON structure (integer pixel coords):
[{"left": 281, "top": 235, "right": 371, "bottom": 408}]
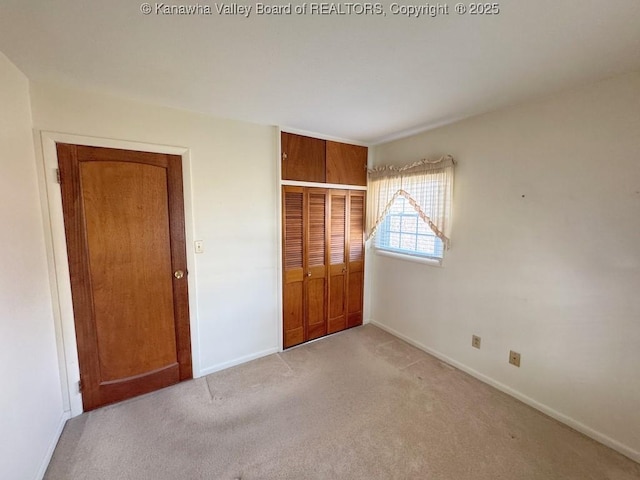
[
  {"left": 472, "top": 335, "right": 481, "bottom": 349},
  {"left": 509, "top": 350, "right": 521, "bottom": 367}
]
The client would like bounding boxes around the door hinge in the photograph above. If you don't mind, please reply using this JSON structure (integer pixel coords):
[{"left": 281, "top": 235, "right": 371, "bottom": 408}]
[
  {"left": 78, "top": 380, "right": 83, "bottom": 392},
  {"left": 56, "top": 168, "right": 61, "bottom": 184}
]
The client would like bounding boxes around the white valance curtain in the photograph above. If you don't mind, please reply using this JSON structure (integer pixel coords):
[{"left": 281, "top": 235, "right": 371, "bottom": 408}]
[{"left": 366, "top": 155, "right": 455, "bottom": 248}]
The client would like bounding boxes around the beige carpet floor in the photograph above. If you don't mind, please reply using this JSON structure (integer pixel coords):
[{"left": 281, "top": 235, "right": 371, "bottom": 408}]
[{"left": 45, "top": 325, "right": 640, "bottom": 479}]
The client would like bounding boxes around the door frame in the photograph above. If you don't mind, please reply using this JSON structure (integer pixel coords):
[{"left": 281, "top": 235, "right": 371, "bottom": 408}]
[{"left": 34, "top": 131, "right": 200, "bottom": 417}]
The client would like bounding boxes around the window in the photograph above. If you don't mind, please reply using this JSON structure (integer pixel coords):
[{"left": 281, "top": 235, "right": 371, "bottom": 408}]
[
  {"left": 374, "top": 195, "right": 444, "bottom": 260},
  {"left": 367, "top": 155, "right": 454, "bottom": 264}
]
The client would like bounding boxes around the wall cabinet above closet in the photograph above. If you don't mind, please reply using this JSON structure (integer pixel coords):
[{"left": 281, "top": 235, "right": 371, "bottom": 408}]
[{"left": 281, "top": 132, "right": 367, "bottom": 186}]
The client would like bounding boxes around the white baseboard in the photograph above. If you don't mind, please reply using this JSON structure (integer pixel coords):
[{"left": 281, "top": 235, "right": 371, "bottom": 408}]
[
  {"left": 369, "top": 320, "right": 640, "bottom": 465},
  {"left": 196, "top": 347, "right": 280, "bottom": 378},
  {"left": 36, "top": 411, "right": 69, "bottom": 480}
]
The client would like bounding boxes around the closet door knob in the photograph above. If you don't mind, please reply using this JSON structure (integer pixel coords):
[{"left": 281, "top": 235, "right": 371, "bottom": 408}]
[
  {"left": 306, "top": 272, "right": 312, "bottom": 277},
  {"left": 174, "top": 270, "right": 185, "bottom": 279}
]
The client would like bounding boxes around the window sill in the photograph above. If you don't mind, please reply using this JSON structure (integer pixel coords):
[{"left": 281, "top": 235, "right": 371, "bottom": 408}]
[{"left": 374, "top": 248, "right": 443, "bottom": 267}]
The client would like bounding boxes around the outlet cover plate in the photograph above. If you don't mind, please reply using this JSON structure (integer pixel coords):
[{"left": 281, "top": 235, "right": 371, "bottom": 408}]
[
  {"left": 509, "top": 350, "right": 521, "bottom": 367},
  {"left": 472, "top": 335, "right": 481, "bottom": 349}
]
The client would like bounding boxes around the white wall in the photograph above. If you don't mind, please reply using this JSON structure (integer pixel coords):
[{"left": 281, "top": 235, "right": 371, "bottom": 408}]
[
  {"left": 29, "top": 83, "right": 280, "bottom": 382},
  {"left": 0, "top": 53, "right": 66, "bottom": 479},
  {"left": 370, "top": 72, "right": 640, "bottom": 461}
]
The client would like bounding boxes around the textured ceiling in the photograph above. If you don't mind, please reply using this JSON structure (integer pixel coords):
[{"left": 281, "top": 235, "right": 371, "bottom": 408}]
[{"left": 1, "top": 0, "right": 639, "bottom": 143}]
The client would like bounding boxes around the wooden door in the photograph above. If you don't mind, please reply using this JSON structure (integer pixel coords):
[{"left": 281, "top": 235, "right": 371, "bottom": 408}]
[
  {"left": 57, "top": 144, "right": 192, "bottom": 411},
  {"left": 346, "top": 191, "right": 365, "bottom": 328},
  {"left": 282, "top": 187, "right": 330, "bottom": 347},
  {"left": 282, "top": 186, "right": 305, "bottom": 348},
  {"left": 281, "top": 132, "right": 326, "bottom": 183},
  {"left": 327, "top": 190, "right": 347, "bottom": 334},
  {"left": 326, "top": 141, "right": 368, "bottom": 186},
  {"left": 305, "top": 188, "right": 328, "bottom": 340}
]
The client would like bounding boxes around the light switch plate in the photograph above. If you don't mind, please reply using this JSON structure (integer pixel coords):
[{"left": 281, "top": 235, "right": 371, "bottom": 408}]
[{"left": 194, "top": 240, "right": 204, "bottom": 254}]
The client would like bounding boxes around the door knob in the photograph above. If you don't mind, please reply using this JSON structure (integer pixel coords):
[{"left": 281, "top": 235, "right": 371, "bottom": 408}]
[
  {"left": 306, "top": 272, "right": 312, "bottom": 277},
  {"left": 174, "top": 270, "right": 185, "bottom": 279}
]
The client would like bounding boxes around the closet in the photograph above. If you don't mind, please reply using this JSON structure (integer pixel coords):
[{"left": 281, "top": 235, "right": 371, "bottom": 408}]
[{"left": 281, "top": 132, "right": 366, "bottom": 348}]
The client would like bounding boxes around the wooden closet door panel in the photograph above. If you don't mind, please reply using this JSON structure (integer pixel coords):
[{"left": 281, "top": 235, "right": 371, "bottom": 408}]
[
  {"left": 327, "top": 191, "right": 347, "bottom": 334},
  {"left": 305, "top": 189, "right": 328, "bottom": 340},
  {"left": 282, "top": 186, "right": 364, "bottom": 347},
  {"left": 326, "top": 141, "right": 368, "bottom": 186},
  {"left": 347, "top": 191, "right": 365, "bottom": 328},
  {"left": 347, "top": 271, "right": 364, "bottom": 327},
  {"left": 282, "top": 187, "right": 305, "bottom": 348},
  {"left": 281, "top": 132, "right": 326, "bottom": 183},
  {"left": 283, "top": 279, "right": 304, "bottom": 347},
  {"left": 306, "top": 277, "right": 325, "bottom": 340}
]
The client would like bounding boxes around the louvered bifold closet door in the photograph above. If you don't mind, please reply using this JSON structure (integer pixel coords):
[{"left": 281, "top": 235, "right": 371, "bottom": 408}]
[
  {"left": 282, "top": 186, "right": 305, "bottom": 348},
  {"left": 347, "top": 191, "right": 365, "bottom": 328},
  {"left": 327, "top": 191, "right": 347, "bottom": 334},
  {"left": 305, "top": 189, "right": 328, "bottom": 341}
]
